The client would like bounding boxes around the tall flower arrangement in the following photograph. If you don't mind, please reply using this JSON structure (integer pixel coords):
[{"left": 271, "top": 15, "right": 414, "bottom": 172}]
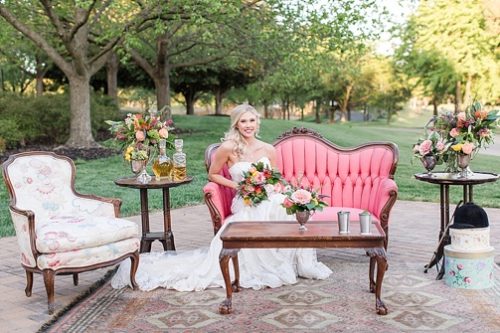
[
  {"left": 106, "top": 110, "right": 174, "bottom": 161},
  {"left": 418, "top": 101, "right": 499, "bottom": 172}
]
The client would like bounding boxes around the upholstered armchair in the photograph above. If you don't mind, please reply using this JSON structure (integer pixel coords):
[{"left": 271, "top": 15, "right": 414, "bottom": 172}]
[
  {"left": 203, "top": 127, "right": 398, "bottom": 248},
  {"left": 2, "top": 151, "right": 140, "bottom": 314}
]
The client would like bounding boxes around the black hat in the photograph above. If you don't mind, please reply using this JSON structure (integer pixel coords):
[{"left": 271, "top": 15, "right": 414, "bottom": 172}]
[{"left": 450, "top": 202, "right": 489, "bottom": 229}]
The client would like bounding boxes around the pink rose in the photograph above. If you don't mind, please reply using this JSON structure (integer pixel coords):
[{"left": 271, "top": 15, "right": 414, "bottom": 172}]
[
  {"left": 291, "top": 189, "right": 312, "bottom": 205},
  {"left": 464, "top": 277, "right": 472, "bottom": 284},
  {"left": 457, "top": 112, "right": 466, "bottom": 122},
  {"left": 436, "top": 140, "right": 445, "bottom": 151},
  {"left": 159, "top": 127, "right": 169, "bottom": 138},
  {"left": 418, "top": 139, "right": 432, "bottom": 156},
  {"left": 449, "top": 128, "right": 460, "bottom": 138},
  {"left": 283, "top": 197, "right": 294, "bottom": 208},
  {"left": 135, "top": 130, "right": 145, "bottom": 141},
  {"left": 252, "top": 172, "right": 265, "bottom": 184},
  {"left": 457, "top": 264, "right": 463, "bottom": 270},
  {"left": 461, "top": 142, "right": 475, "bottom": 155}
]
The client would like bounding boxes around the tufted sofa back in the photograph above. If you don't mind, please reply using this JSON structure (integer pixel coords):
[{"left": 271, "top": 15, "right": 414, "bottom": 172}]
[{"left": 274, "top": 132, "right": 398, "bottom": 217}]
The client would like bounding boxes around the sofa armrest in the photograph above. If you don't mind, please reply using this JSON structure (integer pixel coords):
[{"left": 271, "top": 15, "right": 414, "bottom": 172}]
[
  {"left": 373, "top": 178, "right": 398, "bottom": 231},
  {"left": 203, "top": 181, "right": 233, "bottom": 235}
]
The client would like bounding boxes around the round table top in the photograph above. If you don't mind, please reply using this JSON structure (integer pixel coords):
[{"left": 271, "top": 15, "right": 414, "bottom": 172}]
[
  {"left": 114, "top": 176, "right": 193, "bottom": 189},
  {"left": 414, "top": 172, "right": 499, "bottom": 185}
]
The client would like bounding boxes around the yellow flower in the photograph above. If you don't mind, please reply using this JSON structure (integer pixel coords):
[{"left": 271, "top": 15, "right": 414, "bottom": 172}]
[
  {"left": 451, "top": 143, "right": 463, "bottom": 152},
  {"left": 243, "top": 197, "right": 252, "bottom": 206}
]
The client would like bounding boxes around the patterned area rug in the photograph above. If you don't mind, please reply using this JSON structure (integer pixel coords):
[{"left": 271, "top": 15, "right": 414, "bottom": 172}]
[{"left": 40, "top": 246, "right": 500, "bottom": 333}]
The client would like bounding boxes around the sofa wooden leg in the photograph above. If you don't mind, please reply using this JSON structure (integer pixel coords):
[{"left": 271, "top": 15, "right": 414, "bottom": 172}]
[
  {"left": 43, "top": 269, "right": 56, "bottom": 315},
  {"left": 25, "top": 270, "right": 33, "bottom": 297},
  {"left": 129, "top": 251, "right": 140, "bottom": 290},
  {"left": 73, "top": 273, "right": 79, "bottom": 286}
]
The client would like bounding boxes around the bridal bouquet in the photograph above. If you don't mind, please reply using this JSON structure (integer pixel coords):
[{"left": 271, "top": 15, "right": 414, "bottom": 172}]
[{"left": 237, "top": 162, "right": 286, "bottom": 206}]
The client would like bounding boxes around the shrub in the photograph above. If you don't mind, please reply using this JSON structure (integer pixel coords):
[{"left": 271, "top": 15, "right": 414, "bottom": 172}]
[{"left": 0, "top": 92, "right": 119, "bottom": 147}]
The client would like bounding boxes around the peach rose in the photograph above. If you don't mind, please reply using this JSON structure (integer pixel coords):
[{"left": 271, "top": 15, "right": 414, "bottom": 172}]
[
  {"left": 159, "top": 127, "right": 169, "bottom": 138},
  {"left": 449, "top": 128, "right": 460, "bottom": 138},
  {"left": 135, "top": 130, "right": 145, "bottom": 141},
  {"left": 283, "top": 197, "right": 294, "bottom": 208},
  {"left": 461, "top": 142, "right": 475, "bottom": 155},
  {"left": 474, "top": 110, "right": 488, "bottom": 120}
]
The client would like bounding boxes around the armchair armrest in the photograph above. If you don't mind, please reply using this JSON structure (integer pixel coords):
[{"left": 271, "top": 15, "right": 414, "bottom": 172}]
[
  {"left": 9, "top": 205, "right": 38, "bottom": 267},
  {"left": 203, "top": 181, "right": 234, "bottom": 235},
  {"left": 74, "top": 193, "right": 122, "bottom": 217}
]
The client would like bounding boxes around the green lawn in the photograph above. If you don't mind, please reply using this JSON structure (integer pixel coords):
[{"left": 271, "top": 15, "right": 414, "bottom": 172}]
[{"left": 1, "top": 113, "right": 498, "bottom": 237}]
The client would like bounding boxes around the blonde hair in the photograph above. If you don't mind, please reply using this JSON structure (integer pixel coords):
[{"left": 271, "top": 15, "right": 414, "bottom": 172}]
[{"left": 223, "top": 104, "right": 261, "bottom": 159}]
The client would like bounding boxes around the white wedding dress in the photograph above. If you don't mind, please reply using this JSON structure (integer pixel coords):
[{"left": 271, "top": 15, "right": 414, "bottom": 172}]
[{"left": 111, "top": 157, "right": 332, "bottom": 291}]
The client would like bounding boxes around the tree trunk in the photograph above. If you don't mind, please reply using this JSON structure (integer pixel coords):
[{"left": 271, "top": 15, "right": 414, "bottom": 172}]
[
  {"left": 106, "top": 52, "right": 119, "bottom": 104},
  {"left": 65, "top": 74, "right": 98, "bottom": 147},
  {"left": 455, "top": 80, "right": 462, "bottom": 113},
  {"left": 184, "top": 91, "right": 196, "bottom": 115},
  {"left": 263, "top": 101, "right": 269, "bottom": 119},
  {"left": 464, "top": 74, "right": 472, "bottom": 107},
  {"left": 432, "top": 97, "right": 438, "bottom": 116},
  {"left": 315, "top": 99, "right": 321, "bottom": 123},
  {"left": 215, "top": 88, "right": 223, "bottom": 115},
  {"left": 155, "top": 74, "right": 171, "bottom": 116}
]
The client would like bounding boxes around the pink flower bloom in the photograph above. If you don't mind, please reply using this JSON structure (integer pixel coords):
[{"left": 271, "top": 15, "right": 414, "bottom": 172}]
[
  {"left": 252, "top": 172, "right": 265, "bottom": 184},
  {"left": 135, "top": 130, "right": 145, "bottom": 141},
  {"left": 418, "top": 140, "right": 432, "bottom": 156},
  {"left": 283, "top": 197, "right": 294, "bottom": 208},
  {"left": 457, "top": 264, "right": 463, "bottom": 270},
  {"left": 457, "top": 112, "right": 466, "bottom": 122},
  {"left": 464, "top": 277, "right": 471, "bottom": 283},
  {"left": 291, "top": 189, "right": 312, "bottom": 205},
  {"left": 159, "top": 127, "right": 169, "bottom": 138},
  {"left": 449, "top": 128, "right": 460, "bottom": 138},
  {"left": 478, "top": 128, "right": 490, "bottom": 138},
  {"left": 461, "top": 142, "right": 475, "bottom": 155},
  {"left": 449, "top": 271, "right": 455, "bottom": 276},
  {"left": 436, "top": 140, "right": 445, "bottom": 151}
]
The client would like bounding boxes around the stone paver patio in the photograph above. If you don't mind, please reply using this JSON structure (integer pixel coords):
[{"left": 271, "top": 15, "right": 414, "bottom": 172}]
[{"left": 0, "top": 200, "right": 498, "bottom": 332}]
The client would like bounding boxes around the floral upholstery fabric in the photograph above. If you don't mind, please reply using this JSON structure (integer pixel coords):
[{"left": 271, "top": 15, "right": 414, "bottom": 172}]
[
  {"left": 37, "top": 238, "right": 140, "bottom": 270},
  {"left": 36, "top": 215, "right": 138, "bottom": 253},
  {"left": 5, "top": 154, "right": 139, "bottom": 269}
]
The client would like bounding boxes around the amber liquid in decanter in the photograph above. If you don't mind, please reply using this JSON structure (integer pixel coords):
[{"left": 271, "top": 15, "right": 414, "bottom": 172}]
[
  {"left": 152, "top": 139, "right": 173, "bottom": 181},
  {"left": 172, "top": 139, "right": 187, "bottom": 181}
]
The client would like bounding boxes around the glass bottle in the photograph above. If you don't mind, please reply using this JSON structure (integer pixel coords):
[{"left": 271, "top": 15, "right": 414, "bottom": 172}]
[
  {"left": 152, "top": 139, "right": 173, "bottom": 181},
  {"left": 172, "top": 138, "right": 187, "bottom": 181}
]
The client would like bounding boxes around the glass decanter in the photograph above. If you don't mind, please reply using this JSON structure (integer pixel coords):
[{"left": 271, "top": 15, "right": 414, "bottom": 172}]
[
  {"left": 152, "top": 139, "right": 173, "bottom": 181},
  {"left": 172, "top": 139, "right": 187, "bottom": 181}
]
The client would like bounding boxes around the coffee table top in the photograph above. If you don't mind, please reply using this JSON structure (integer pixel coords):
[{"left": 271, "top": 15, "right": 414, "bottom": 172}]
[{"left": 220, "top": 221, "right": 385, "bottom": 249}]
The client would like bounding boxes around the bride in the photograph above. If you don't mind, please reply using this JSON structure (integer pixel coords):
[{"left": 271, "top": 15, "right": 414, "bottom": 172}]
[{"left": 111, "top": 104, "right": 332, "bottom": 292}]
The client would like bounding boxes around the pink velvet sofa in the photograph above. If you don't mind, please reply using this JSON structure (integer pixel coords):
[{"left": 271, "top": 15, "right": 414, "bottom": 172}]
[{"left": 203, "top": 127, "right": 399, "bottom": 248}]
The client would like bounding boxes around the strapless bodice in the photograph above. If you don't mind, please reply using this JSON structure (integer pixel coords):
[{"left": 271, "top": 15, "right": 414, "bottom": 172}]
[{"left": 229, "top": 157, "right": 271, "bottom": 183}]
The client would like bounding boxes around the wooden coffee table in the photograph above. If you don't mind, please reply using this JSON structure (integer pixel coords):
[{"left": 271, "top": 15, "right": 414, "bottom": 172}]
[{"left": 218, "top": 221, "right": 388, "bottom": 315}]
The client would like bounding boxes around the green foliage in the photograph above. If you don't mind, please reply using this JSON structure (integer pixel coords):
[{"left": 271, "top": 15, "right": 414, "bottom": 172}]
[
  {"left": 1, "top": 114, "right": 499, "bottom": 237},
  {"left": 0, "top": 93, "right": 118, "bottom": 147}
]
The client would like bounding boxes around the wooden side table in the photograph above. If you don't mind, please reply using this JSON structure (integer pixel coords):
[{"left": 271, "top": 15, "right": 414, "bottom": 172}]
[
  {"left": 115, "top": 176, "right": 193, "bottom": 253},
  {"left": 414, "top": 172, "right": 498, "bottom": 279}
]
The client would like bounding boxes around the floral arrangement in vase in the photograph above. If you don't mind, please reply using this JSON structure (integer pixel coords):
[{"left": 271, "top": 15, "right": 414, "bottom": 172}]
[
  {"left": 106, "top": 109, "right": 175, "bottom": 162},
  {"left": 282, "top": 185, "right": 328, "bottom": 231},
  {"left": 417, "top": 101, "right": 499, "bottom": 174},
  {"left": 237, "top": 161, "right": 285, "bottom": 207}
]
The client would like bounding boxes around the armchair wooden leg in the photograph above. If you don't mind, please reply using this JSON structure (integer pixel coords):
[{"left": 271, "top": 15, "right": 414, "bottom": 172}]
[
  {"left": 73, "top": 273, "right": 79, "bottom": 286},
  {"left": 25, "top": 270, "right": 33, "bottom": 297},
  {"left": 42, "top": 269, "right": 56, "bottom": 315},
  {"left": 129, "top": 251, "right": 140, "bottom": 290}
]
